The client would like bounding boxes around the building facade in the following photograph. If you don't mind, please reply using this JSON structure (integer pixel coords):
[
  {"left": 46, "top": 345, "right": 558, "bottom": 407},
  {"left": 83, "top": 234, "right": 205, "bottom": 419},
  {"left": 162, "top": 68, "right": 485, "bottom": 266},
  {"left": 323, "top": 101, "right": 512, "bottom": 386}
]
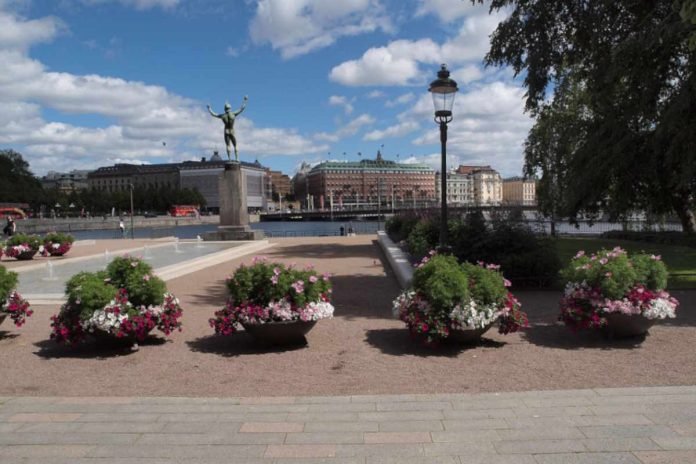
[
  {"left": 87, "top": 153, "right": 268, "bottom": 212},
  {"left": 302, "top": 151, "right": 436, "bottom": 210},
  {"left": 87, "top": 164, "right": 180, "bottom": 193},
  {"left": 267, "top": 170, "right": 292, "bottom": 199},
  {"left": 435, "top": 172, "right": 474, "bottom": 205},
  {"left": 41, "top": 170, "right": 90, "bottom": 193},
  {"left": 502, "top": 177, "right": 536, "bottom": 206},
  {"left": 179, "top": 158, "right": 267, "bottom": 211},
  {"left": 456, "top": 165, "right": 503, "bottom": 206}
]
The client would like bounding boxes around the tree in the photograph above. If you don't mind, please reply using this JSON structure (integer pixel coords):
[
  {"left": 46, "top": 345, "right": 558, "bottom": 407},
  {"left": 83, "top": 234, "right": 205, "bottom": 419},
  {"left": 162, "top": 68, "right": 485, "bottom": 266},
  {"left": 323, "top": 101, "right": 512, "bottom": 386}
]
[
  {"left": 0, "top": 149, "right": 44, "bottom": 208},
  {"left": 475, "top": 0, "right": 696, "bottom": 233}
]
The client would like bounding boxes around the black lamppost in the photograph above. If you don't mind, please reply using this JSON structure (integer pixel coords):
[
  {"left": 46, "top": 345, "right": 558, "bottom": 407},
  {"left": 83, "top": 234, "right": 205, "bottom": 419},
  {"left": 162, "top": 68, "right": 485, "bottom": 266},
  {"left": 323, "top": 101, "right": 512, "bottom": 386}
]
[
  {"left": 429, "top": 64, "right": 458, "bottom": 251},
  {"left": 129, "top": 183, "right": 135, "bottom": 239}
]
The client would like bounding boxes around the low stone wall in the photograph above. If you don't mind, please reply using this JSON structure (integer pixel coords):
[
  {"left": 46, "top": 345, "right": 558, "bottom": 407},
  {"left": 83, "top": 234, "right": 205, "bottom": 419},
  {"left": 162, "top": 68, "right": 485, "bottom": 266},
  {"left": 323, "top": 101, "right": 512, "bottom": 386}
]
[
  {"left": 14, "top": 216, "right": 219, "bottom": 234},
  {"left": 376, "top": 231, "right": 413, "bottom": 289}
]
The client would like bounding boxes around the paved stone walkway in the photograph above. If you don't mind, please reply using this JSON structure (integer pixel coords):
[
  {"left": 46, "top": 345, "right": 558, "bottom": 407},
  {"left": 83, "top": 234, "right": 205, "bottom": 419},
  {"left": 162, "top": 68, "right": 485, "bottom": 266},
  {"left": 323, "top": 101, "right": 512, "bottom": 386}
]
[{"left": 1, "top": 386, "right": 696, "bottom": 463}]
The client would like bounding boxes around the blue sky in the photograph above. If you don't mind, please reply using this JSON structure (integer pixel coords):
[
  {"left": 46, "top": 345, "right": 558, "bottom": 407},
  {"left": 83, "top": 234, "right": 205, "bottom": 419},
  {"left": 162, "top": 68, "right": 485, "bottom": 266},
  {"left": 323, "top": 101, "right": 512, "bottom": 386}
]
[{"left": 0, "top": 0, "right": 531, "bottom": 177}]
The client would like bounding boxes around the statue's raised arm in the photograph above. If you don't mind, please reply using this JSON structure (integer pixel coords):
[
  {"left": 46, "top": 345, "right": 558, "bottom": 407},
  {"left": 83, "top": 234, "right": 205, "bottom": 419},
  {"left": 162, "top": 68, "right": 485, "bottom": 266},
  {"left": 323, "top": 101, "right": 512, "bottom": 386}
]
[
  {"left": 206, "top": 104, "right": 220, "bottom": 118},
  {"left": 234, "top": 96, "right": 248, "bottom": 116}
]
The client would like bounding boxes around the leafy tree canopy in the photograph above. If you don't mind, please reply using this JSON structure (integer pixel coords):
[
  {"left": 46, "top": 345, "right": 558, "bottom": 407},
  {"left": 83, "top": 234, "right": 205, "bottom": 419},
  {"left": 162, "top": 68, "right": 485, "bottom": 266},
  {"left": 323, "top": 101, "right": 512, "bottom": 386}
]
[{"left": 474, "top": 0, "right": 696, "bottom": 233}]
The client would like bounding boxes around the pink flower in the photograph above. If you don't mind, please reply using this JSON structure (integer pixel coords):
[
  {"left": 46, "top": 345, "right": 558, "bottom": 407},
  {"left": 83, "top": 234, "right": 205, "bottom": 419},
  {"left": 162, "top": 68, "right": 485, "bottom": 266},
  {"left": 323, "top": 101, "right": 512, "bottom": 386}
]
[
  {"left": 574, "top": 250, "right": 585, "bottom": 258},
  {"left": 143, "top": 274, "right": 150, "bottom": 281},
  {"left": 273, "top": 267, "right": 281, "bottom": 276},
  {"left": 309, "top": 275, "right": 318, "bottom": 283},
  {"left": 270, "top": 275, "right": 279, "bottom": 285},
  {"left": 599, "top": 258, "right": 608, "bottom": 265},
  {"left": 503, "top": 278, "right": 512, "bottom": 288},
  {"left": 322, "top": 273, "right": 331, "bottom": 282},
  {"left": 291, "top": 280, "right": 305, "bottom": 293},
  {"left": 651, "top": 254, "right": 661, "bottom": 261}
]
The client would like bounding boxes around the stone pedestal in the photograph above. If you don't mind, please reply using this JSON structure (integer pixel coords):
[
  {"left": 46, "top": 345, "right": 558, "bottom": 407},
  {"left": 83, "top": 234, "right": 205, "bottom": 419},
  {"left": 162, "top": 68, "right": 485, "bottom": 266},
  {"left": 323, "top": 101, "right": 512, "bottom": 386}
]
[{"left": 203, "top": 162, "right": 264, "bottom": 241}]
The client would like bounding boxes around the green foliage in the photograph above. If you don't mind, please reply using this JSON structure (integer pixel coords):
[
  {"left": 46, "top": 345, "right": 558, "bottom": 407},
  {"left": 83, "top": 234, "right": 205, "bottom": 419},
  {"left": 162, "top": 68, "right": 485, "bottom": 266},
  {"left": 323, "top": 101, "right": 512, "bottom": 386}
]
[
  {"left": 561, "top": 248, "right": 670, "bottom": 299},
  {"left": 460, "top": 262, "right": 507, "bottom": 306},
  {"left": 0, "top": 265, "right": 18, "bottom": 305},
  {"left": 406, "top": 218, "right": 439, "bottom": 258},
  {"left": 5, "top": 233, "right": 41, "bottom": 250},
  {"left": 476, "top": 0, "right": 696, "bottom": 233},
  {"left": 226, "top": 260, "right": 331, "bottom": 309},
  {"left": 412, "top": 255, "right": 470, "bottom": 313},
  {"left": 43, "top": 232, "right": 74, "bottom": 245},
  {"left": 631, "top": 254, "right": 669, "bottom": 291},
  {"left": 106, "top": 256, "right": 165, "bottom": 307},
  {"left": 65, "top": 271, "right": 116, "bottom": 320},
  {"left": 0, "top": 149, "right": 43, "bottom": 208},
  {"left": 385, "top": 214, "right": 419, "bottom": 243}
]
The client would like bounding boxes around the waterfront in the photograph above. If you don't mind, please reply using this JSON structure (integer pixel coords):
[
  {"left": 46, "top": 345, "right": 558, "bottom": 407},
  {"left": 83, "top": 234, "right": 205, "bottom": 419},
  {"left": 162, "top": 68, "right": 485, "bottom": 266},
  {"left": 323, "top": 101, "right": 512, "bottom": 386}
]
[{"left": 60, "top": 220, "right": 382, "bottom": 240}]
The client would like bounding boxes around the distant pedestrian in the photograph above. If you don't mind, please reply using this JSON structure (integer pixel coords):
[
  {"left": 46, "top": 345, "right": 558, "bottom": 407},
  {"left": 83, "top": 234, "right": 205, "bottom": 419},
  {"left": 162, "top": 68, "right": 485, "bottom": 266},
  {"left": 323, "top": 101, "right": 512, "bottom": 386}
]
[
  {"left": 119, "top": 219, "right": 125, "bottom": 238},
  {"left": 3, "top": 216, "right": 16, "bottom": 237}
]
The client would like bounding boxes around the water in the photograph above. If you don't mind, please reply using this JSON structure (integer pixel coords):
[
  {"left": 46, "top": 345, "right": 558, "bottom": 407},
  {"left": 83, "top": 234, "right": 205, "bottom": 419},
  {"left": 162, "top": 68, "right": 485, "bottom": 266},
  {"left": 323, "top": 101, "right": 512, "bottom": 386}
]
[
  {"left": 68, "top": 221, "right": 382, "bottom": 240},
  {"left": 16, "top": 241, "right": 241, "bottom": 296}
]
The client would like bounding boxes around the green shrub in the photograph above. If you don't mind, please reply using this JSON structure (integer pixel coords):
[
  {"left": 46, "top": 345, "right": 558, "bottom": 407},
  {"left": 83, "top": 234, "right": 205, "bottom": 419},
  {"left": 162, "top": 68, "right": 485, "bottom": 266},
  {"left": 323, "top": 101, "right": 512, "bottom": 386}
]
[
  {"left": 627, "top": 253, "right": 668, "bottom": 291},
  {"left": 226, "top": 259, "right": 331, "bottom": 309},
  {"left": 65, "top": 271, "right": 116, "bottom": 320},
  {"left": 386, "top": 214, "right": 420, "bottom": 243},
  {"left": 412, "top": 254, "right": 469, "bottom": 312},
  {"left": 5, "top": 233, "right": 41, "bottom": 250},
  {"left": 407, "top": 218, "right": 439, "bottom": 258},
  {"left": 0, "top": 265, "right": 19, "bottom": 305},
  {"left": 106, "top": 256, "right": 165, "bottom": 307},
  {"left": 43, "top": 232, "right": 75, "bottom": 245},
  {"left": 460, "top": 262, "right": 507, "bottom": 306}
]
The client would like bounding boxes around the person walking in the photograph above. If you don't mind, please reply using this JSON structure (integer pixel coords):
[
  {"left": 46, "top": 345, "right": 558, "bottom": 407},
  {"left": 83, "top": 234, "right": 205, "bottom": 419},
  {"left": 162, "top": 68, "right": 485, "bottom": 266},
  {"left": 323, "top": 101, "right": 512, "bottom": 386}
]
[
  {"left": 118, "top": 219, "right": 125, "bottom": 238},
  {"left": 3, "top": 216, "right": 16, "bottom": 237}
]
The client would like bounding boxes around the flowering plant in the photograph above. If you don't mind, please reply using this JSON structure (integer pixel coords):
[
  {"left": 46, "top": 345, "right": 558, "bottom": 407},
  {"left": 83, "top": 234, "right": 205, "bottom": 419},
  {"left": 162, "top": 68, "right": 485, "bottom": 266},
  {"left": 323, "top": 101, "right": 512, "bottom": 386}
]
[
  {"left": 0, "top": 265, "right": 33, "bottom": 327},
  {"left": 393, "top": 253, "right": 528, "bottom": 343},
  {"left": 210, "top": 257, "right": 334, "bottom": 336},
  {"left": 50, "top": 256, "right": 183, "bottom": 345},
  {"left": 559, "top": 247, "right": 678, "bottom": 330},
  {"left": 3, "top": 233, "right": 41, "bottom": 260},
  {"left": 42, "top": 232, "right": 74, "bottom": 257}
]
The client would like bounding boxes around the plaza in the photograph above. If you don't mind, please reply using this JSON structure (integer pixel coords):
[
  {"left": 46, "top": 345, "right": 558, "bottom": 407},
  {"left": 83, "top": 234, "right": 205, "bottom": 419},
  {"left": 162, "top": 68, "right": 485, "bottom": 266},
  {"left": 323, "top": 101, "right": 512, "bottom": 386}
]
[{"left": 1, "top": 236, "right": 695, "bottom": 463}]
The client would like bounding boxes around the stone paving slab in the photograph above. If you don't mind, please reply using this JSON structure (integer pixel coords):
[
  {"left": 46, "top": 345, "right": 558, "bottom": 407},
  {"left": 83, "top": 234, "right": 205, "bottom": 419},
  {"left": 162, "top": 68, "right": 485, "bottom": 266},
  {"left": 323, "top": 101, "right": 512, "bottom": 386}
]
[{"left": 1, "top": 387, "right": 696, "bottom": 463}]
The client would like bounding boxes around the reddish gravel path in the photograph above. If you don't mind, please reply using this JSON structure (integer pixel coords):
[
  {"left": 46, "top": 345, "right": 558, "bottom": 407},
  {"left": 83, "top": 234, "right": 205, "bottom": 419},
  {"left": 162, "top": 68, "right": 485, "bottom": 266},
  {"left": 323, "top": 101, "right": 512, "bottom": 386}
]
[{"left": 0, "top": 235, "right": 694, "bottom": 397}]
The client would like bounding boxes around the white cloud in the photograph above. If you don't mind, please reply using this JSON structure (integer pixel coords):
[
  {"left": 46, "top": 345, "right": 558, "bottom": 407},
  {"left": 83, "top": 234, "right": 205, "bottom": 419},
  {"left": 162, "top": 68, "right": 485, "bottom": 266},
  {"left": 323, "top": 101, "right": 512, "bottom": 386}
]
[
  {"left": 363, "top": 120, "right": 419, "bottom": 141},
  {"left": 329, "top": 10, "right": 505, "bottom": 87},
  {"left": 77, "top": 0, "right": 180, "bottom": 10},
  {"left": 0, "top": 9, "right": 327, "bottom": 174},
  {"left": 407, "top": 82, "right": 533, "bottom": 177},
  {"left": 415, "top": 0, "right": 481, "bottom": 23},
  {"left": 328, "top": 95, "right": 354, "bottom": 115},
  {"left": 314, "top": 113, "right": 375, "bottom": 142},
  {"left": 0, "top": 11, "right": 65, "bottom": 50},
  {"left": 385, "top": 92, "right": 415, "bottom": 107},
  {"left": 366, "top": 90, "right": 385, "bottom": 99},
  {"left": 329, "top": 38, "right": 440, "bottom": 86},
  {"left": 249, "top": 0, "right": 392, "bottom": 59}
]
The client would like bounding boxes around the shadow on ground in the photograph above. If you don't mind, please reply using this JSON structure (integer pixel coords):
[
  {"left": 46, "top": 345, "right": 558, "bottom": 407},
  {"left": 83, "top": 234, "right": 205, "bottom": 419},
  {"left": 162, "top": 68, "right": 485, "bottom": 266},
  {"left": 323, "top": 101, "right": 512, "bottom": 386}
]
[
  {"left": 520, "top": 323, "right": 649, "bottom": 350},
  {"left": 33, "top": 336, "right": 167, "bottom": 359},
  {"left": 265, "top": 242, "right": 381, "bottom": 261},
  {"left": 365, "top": 328, "right": 505, "bottom": 358},
  {"left": 187, "top": 334, "right": 308, "bottom": 357},
  {"left": 0, "top": 331, "right": 20, "bottom": 341}
]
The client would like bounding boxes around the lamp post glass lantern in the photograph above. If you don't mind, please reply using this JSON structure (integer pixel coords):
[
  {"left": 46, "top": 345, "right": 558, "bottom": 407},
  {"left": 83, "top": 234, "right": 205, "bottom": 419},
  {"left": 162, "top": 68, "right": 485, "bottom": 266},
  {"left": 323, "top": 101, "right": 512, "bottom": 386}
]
[{"left": 429, "top": 64, "right": 458, "bottom": 251}]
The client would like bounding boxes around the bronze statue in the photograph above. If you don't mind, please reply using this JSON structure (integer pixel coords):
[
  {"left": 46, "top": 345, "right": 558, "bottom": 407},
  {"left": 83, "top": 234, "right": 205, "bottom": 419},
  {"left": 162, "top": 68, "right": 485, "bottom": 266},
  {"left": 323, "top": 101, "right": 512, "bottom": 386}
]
[{"left": 207, "top": 96, "right": 248, "bottom": 162}]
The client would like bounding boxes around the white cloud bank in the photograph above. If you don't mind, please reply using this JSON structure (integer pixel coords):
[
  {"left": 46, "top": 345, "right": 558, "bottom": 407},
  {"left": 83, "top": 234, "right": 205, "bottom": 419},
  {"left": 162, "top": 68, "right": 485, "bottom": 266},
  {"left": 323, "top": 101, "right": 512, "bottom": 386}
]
[
  {"left": 249, "top": 0, "right": 392, "bottom": 59},
  {"left": 0, "top": 9, "right": 326, "bottom": 174}
]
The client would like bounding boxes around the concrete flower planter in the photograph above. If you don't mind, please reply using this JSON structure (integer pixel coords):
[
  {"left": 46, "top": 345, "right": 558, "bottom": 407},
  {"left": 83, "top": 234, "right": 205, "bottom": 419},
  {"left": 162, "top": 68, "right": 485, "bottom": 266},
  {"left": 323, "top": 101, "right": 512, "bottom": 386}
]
[
  {"left": 242, "top": 320, "right": 317, "bottom": 346},
  {"left": 602, "top": 313, "right": 656, "bottom": 338}
]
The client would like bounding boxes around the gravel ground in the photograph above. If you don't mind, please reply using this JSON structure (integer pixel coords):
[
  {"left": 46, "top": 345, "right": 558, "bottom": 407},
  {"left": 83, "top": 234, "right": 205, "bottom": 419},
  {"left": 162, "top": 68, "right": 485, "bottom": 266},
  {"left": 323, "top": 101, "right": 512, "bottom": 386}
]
[{"left": 0, "top": 235, "right": 694, "bottom": 397}]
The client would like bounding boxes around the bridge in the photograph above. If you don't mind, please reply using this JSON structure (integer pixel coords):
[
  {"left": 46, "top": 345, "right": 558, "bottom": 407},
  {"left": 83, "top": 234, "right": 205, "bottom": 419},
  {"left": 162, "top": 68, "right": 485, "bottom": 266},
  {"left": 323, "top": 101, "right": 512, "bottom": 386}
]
[{"left": 259, "top": 204, "right": 539, "bottom": 222}]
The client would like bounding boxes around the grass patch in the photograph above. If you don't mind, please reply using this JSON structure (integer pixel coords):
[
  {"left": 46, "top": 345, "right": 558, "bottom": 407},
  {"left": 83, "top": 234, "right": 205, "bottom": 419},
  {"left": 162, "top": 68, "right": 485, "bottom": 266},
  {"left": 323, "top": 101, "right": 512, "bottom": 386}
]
[{"left": 555, "top": 237, "right": 696, "bottom": 289}]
